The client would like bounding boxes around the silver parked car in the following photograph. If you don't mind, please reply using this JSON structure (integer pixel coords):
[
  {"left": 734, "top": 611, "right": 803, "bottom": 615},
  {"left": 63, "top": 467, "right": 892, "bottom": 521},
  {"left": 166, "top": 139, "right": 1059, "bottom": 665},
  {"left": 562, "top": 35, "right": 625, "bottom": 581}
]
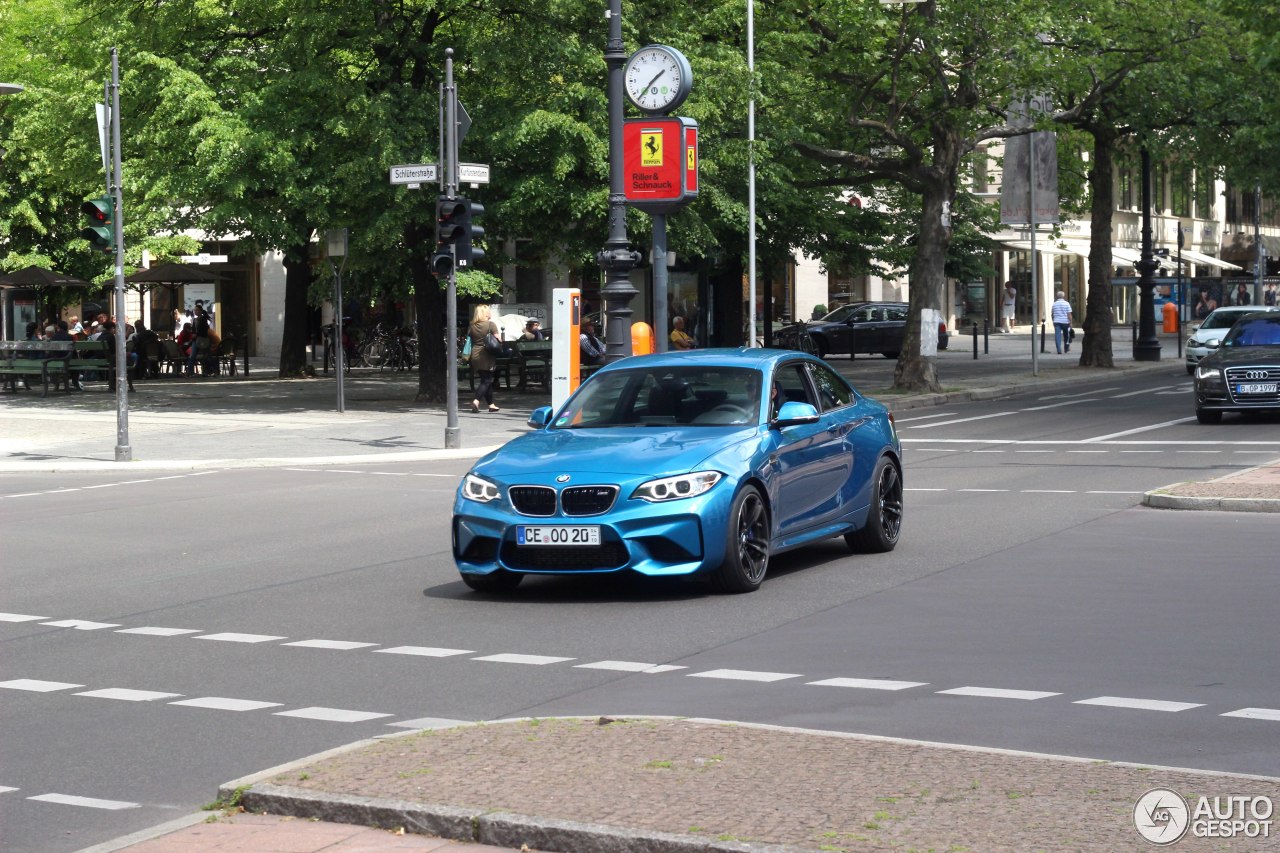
[{"left": 1185, "top": 306, "right": 1280, "bottom": 374}]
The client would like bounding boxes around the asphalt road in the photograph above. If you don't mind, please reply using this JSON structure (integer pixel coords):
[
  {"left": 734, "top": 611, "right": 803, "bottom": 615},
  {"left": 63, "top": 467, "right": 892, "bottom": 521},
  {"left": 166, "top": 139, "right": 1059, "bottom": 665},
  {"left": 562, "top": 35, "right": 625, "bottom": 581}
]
[{"left": 2, "top": 366, "right": 1279, "bottom": 852}]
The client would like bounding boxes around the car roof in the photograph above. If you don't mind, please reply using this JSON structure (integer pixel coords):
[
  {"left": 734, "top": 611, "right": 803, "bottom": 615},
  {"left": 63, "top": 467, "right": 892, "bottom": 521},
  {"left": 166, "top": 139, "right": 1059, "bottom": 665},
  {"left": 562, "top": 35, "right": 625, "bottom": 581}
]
[{"left": 594, "top": 347, "right": 816, "bottom": 373}]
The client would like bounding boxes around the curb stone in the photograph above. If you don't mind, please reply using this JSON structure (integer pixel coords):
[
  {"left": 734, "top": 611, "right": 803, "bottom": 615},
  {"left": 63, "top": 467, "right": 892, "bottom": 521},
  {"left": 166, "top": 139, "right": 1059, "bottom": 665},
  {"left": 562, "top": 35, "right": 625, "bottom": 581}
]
[{"left": 1142, "top": 492, "right": 1280, "bottom": 513}]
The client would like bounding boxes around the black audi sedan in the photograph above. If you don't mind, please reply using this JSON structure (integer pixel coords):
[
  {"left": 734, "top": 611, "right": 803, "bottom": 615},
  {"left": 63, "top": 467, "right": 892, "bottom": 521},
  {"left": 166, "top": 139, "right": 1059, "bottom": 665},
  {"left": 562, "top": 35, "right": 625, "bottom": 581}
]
[
  {"left": 773, "top": 302, "right": 949, "bottom": 359},
  {"left": 1192, "top": 312, "right": 1280, "bottom": 424}
]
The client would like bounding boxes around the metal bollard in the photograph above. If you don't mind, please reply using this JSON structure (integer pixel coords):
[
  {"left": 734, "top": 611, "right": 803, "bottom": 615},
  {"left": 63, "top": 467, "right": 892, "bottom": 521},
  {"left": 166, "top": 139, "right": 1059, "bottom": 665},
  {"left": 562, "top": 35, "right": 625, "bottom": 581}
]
[
  {"left": 1039, "top": 321, "right": 1046, "bottom": 353},
  {"left": 983, "top": 318, "right": 989, "bottom": 354},
  {"left": 322, "top": 333, "right": 331, "bottom": 376},
  {"left": 972, "top": 321, "right": 978, "bottom": 359},
  {"left": 1132, "top": 319, "right": 1138, "bottom": 343}
]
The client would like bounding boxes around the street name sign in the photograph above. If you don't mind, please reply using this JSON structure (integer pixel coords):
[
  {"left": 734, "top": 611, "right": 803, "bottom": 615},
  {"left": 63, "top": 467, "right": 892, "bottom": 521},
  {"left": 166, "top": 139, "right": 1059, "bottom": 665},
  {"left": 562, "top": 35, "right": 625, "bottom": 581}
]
[
  {"left": 390, "top": 164, "right": 439, "bottom": 187},
  {"left": 180, "top": 253, "right": 229, "bottom": 265},
  {"left": 458, "top": 163, "right": 490, "bottom": 184}
]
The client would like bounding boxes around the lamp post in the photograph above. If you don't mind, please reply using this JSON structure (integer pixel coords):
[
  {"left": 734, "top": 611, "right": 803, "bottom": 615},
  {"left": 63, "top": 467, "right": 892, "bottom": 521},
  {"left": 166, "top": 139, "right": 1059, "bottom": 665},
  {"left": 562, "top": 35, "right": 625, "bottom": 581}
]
[
  {"left": 1133, "top": 148, "right": 1161, "bottom": 361},
  {"left": 599, "top": 0, "right": 642, "bottom": 362},
  {"left": 327, "top": 228, "right": 348, "bottom": 413}
]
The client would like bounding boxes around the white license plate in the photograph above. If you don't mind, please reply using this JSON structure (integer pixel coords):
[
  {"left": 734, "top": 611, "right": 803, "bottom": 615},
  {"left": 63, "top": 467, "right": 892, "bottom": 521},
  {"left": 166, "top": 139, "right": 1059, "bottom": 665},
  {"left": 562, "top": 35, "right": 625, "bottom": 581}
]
[
  {"left": 1236, "top": 383, "right": 1278, "bottom": 394},
  {"left": 517, "top": 525, "right": 601, "bottom": 546}
]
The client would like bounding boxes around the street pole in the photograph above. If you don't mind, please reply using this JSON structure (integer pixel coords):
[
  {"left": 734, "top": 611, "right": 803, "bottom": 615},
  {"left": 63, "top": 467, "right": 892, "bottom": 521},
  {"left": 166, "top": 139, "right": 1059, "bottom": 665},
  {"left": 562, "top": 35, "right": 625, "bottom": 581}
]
[
  {"left": 599, "top": 0, "right": 641, "bottom": 362},
  {"left": 747, "top": 0, "right": 758, "bottom": 347},
  {"left": 327, "top": 229, "right": 348, "bottom": 413},
  {"left": 1133, "top": 148, "right": 1161, "bottom": 361},
  {"left": 109, "top": 49, "right": 131, "bottom": 461},
  {"left": 443, "top": 50, "right": 461, "bottom": 448},
  {"left": 1028, "top": 131, "right": 1039, "bottom": 376},
  {"left": 653, "top": 214, "right": 668, "bottom": 352},
  {"left": 1176, "top": 226, "right": 1184, "bottom": 359},
  {"left": 1255, "top": 181, "right": 1264, "bottom": 307}
]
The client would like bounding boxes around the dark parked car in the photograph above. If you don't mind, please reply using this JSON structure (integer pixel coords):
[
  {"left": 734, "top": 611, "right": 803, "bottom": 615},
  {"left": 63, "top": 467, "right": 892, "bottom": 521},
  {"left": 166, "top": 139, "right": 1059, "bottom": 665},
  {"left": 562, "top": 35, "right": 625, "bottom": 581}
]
[
  {"left": 773, "top": 302, "right": 949, "bottom": 359},
  {"left": 1193, "top": 311, "right": 1280, "bottom": 423}
]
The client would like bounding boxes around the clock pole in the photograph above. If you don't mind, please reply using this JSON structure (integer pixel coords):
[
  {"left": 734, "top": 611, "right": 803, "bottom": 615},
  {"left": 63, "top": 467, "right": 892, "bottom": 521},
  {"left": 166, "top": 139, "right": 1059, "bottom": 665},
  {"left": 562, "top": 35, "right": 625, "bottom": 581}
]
[{"left": 599, "top": 0, "right": 641, "bottom": 362}]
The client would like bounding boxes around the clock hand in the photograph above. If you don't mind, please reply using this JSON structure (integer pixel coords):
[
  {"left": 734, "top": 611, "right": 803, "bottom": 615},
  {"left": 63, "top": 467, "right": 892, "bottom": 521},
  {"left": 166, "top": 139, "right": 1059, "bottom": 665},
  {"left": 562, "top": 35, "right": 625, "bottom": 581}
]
[{"left": 644, "top": 69, "right": 666, "bottom": 91}]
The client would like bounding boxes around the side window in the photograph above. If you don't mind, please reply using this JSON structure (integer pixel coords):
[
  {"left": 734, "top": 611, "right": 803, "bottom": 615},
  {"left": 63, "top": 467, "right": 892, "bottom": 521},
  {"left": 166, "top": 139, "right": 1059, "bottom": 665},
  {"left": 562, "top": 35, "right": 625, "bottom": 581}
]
[
  {"left": 851, "top": 307, "right": 873, "bottom": 323},
  {"left": 807, "top": 362, "right": 855, "bottom": 412},
  {"left": 770, "top": 362, "right": 813, "bottom": 417},
  {"left": 886, "top": 305, "right": 909, "bottom": 321}
]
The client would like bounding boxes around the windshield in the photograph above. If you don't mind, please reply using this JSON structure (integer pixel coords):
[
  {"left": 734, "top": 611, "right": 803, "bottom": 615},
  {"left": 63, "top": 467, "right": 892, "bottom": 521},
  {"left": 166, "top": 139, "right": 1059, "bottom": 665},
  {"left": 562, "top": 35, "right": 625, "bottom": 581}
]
[
  {"left": 1223, "top": 316, "right": 1280, "bottom": 346},
  {"left": 551, "top": 366, "right": 763, "bottom": 428},
  {"left": 819, "top": 304, "right": 861, "bottom": 323},
  {"left": 1203, "top": 310, "right": 1251, "bottom": 330}
]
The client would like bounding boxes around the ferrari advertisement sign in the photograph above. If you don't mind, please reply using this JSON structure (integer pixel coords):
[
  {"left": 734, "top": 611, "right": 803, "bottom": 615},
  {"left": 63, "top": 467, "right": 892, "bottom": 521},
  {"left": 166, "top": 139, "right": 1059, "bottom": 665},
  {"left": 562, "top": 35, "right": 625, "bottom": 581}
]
[{"left": 624, "top": 116, "right": 699, "bottom": 213}]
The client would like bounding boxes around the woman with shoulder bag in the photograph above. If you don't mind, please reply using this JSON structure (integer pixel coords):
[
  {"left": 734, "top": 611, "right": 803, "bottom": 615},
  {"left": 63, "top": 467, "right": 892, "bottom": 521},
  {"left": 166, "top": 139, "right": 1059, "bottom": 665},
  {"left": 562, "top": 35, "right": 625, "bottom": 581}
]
[{"left": 467, "top": 304, "right": 503, "bottom": 413}]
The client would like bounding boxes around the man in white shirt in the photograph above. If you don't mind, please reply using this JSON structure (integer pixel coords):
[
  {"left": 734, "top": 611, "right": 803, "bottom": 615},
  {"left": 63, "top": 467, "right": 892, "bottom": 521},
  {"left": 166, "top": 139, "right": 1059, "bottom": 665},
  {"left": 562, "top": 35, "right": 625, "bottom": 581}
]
[{"left": 1050, "top": 291, "right": 1073, "bottom": 354}]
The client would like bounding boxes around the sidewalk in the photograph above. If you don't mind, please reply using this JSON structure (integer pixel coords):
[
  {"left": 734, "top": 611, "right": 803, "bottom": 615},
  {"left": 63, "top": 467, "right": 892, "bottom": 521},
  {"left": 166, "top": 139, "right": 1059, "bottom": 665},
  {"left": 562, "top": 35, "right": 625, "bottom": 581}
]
[{"left": 8, "top": 329, "right": 1274, "bottom": 853}]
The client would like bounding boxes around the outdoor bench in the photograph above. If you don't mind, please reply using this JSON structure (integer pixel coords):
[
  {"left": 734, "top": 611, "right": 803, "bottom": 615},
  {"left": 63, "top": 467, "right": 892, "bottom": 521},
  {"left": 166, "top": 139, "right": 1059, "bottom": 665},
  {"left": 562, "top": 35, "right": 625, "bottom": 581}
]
[{"left": 0, "top": 341, "right": 70, "bottom": 397}]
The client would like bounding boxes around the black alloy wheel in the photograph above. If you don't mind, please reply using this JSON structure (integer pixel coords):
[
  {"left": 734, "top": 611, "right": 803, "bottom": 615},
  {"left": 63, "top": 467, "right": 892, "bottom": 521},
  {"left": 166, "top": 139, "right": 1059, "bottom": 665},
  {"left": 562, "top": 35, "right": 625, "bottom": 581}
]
[
  {"left": 712, "top": 485, "right": 770, "bottom": 593},
  {"left": 845, "top": 456, "right": 903, "bottom": 553}
]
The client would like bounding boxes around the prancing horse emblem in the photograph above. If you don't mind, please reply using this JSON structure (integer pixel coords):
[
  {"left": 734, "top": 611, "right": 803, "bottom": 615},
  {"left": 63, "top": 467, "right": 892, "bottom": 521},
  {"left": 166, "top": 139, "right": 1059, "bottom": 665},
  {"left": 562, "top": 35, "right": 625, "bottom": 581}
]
[{"left": 556, "top": 474, "right": 571, "bottom": 483}]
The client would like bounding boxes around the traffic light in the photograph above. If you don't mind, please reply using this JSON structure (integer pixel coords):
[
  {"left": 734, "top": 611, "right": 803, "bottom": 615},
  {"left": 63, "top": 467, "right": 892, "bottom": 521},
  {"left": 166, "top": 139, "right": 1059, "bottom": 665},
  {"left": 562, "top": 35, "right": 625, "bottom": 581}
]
[
  {"left": 455, "top": 198, "right": 485, "bottom": 268},
  {"left": 80, "top": 196, "right": 114, "bottom": 253},
  {"left": 433, "top": 195, "right": 466, "bottom": 278}
]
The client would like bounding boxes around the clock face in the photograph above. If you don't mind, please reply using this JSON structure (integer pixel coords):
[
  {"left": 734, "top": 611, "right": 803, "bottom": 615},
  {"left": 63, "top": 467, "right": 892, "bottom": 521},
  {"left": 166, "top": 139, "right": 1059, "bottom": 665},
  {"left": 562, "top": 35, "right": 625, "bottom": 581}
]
[{"left": 624, "top": 45, "right": 691, "bottom": 114}]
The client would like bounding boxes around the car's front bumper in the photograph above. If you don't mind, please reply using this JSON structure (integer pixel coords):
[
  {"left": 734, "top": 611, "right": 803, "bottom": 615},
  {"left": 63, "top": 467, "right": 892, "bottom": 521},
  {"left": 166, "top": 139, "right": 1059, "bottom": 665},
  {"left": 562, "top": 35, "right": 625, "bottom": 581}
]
[{"left": 452, "top": 490, "right": 732, "bottom": 578}]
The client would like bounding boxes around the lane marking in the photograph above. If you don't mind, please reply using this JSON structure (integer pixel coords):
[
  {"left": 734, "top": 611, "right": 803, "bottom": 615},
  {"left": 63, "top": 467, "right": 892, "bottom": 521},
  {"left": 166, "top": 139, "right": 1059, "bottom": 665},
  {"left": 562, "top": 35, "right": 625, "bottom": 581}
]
[
  {"left": 1022, "top": 398, "right": 1103, "bottom": 411},
  {"left": 170, "top": 697, "right": 284, "bottom": 712},
  {"left": 938, "top": 686, "right": 1061, "bottom": 701},
  {"left": 28, "top": 793, "right": 138, "bottom": 810},
  {"left": 1109, "top": 385, "right": 1181, "bottom": 398},
  {"left": 1023, "top": 489, "right": 1075, "bottom": 494},
  {"left": 0, "top": 613, "right": 48, "bottom": 623},
  {"left": 575, "top": 661, "right": 689, "bottom": 674},
  {"left": 905, "top": 487, "right": 946, "bottom": 492},
  {"left": 375, "top": 646, "right": 473, "bottom": 657},
  {"left": 282, "top": 639, "right": 379, "bottom": 651},
  {"left": 1087, "top": 490, "right": 1144, "bottom": 495},
  {"left": 1041, "top": 388, "right": 1120, "bottom": 400},
  {"left": 274, "top": 707, "right": 393, "bottom": 723},
  {"left": 959, "top": 489, "right": 1008, "bottom": 493},
  {"left": 1067, "top": 450, "right": 1109, "bottom": 454},
  {"left": 808, "top": 677, "right": 926, "bottom": 691},
  {"left": 1222, "top": 708, "right": 1280, "bottom": 721},
  {"left": 905, "top": 412, "right": 1018, "bottom": 429},
  {"left": 893, "top": 412, "right": 958, "bottom": 423},
  {"left": 1074, "top": 696, "right": 1204, "bottom": 712},
  {"left": 1083, "top": 417, "right": 1197, "bottom": 442},
  {"left": 689, "top": 669, "right": 801, "bottom": 683},
  {"left": 472, "top": 653, "right": 575, "bottom": 665},
  {"left": 0, "top": 679, "right": 84, "bottom": 692},
  {"left": 74, "top": 688, "right": 182, "bottom": 702},
  {"left": 1014, "top": 450, "right": 1054, "bottom": 453},
  {"left": 0, "top": 786, "right": 18, "bottom": 793},
  {"left": 40, "top": 619, "right": 119, "bottom": 630},
  {"left": 195, "top": 632, "right": 287, "bottom": 644},
  {"left": 116, "top": 627, "right": 202, "bottom": 636}
]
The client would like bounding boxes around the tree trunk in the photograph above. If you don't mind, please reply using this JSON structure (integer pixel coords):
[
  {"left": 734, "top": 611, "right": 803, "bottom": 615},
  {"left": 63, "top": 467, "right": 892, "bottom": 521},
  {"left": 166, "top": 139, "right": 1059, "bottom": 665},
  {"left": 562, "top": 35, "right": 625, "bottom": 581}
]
[
  {"left": 893, "top": 180, "right": 951, "bottom": 393},
  {"left": 408, "top": 220, "right": 448, "bottom": 403},
  {"left": 1080, "top": 130, "right": 1117, "bottom": 368},
  {"left": 278, "top": 233, "right": 314, "bottom": 377}
]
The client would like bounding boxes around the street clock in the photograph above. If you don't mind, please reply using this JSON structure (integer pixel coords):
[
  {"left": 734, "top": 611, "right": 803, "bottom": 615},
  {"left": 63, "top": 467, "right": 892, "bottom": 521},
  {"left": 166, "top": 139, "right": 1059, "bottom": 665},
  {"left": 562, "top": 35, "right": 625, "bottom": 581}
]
[{"left": 623, "top": 44, "right": 692, "bottom": 114}]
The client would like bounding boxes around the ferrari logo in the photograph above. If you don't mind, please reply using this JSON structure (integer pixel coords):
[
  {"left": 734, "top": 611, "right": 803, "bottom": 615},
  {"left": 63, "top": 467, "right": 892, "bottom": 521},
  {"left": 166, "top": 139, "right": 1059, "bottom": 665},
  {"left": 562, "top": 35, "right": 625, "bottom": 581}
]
[{"left": 641, "top": 131, "right": 663, "bottom": 167}]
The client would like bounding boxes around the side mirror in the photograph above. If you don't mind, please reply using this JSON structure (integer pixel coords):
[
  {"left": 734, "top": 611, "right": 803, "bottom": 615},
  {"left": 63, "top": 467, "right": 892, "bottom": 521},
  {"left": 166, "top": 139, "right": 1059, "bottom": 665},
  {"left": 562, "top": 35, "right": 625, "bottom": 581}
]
[
  {"left": 771, "top": 401, "right": 820, "bottom": 428},
  {"left": 527, "top": 406, "right": 553, "bottom": 429},
  {"left": 1205, "top": 338, "right": 1222, "bottom": 349}
]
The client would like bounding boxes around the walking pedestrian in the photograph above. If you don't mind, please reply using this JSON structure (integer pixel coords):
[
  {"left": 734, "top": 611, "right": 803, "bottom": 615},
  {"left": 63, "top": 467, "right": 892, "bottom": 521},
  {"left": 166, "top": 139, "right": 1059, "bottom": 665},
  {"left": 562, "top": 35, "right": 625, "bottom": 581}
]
[
  {"left": 1050, "top": 291, "right": 1073, "bottom": 354},
  {"left": 467, "top": 304, "right": 502, "bottom": 413},
  {"left": 1001, "top": 281, "right": 1017, "bottom": 333}
]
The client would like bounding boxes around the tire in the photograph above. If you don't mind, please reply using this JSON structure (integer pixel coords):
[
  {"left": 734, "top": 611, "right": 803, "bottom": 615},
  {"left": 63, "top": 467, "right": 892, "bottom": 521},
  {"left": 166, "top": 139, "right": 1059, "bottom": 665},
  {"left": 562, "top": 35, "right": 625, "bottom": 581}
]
[
  {"left": 362, "top": 339, "right": 388, "bottom": 369},
  {"left": 810, "top": 337, "right": 828, "bottom": 359},
  {"left": 1186, "top": 365, "right": 1195, "bottom": 375},
  {"left": 711, "top": 485, "right": 770, "bottom": 593},
  {"left": 460, "top": 570, "right": 523, "bottom": 593},
  {"left": 1195, "top": 408, "right": 1223, "bottom": 425},
  {"left": 845, "top": 456, "right": 903, "bottom": 553}
]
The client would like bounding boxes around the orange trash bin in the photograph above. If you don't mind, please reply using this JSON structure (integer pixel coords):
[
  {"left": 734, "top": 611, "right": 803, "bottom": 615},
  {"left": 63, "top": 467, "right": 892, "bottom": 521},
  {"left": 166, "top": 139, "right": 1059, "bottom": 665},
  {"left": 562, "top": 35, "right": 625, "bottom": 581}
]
[
  {"left": 1162, "top": 300, "right": 1179, "bottom": 334},
  {"left": 631, "top": 322, "right": 654, "bottom": 355}
]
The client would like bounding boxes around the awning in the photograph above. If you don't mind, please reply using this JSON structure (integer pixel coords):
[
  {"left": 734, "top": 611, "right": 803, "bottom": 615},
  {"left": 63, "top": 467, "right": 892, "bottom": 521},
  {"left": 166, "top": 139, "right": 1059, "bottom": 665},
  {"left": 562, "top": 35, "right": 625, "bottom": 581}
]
[
  {"left": 1169, "top": 248, "right": 1242, "bottom": 271},
  {"left": 1000, "top": 240, "right": 1079, "bottom": 256}
]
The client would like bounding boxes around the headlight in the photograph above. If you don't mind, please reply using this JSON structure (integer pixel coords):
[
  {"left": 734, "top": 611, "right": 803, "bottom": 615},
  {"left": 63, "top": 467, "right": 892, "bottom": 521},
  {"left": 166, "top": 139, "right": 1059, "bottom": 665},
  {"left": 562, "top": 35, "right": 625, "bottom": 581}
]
[
  {"left": 632, "top": 471, "right": 722, "bottom": 502},
  {"left": 462, "top": 473, "right": 501, "bottom": 503},
  {"left": 1185, "top": 338, "right": 1197, "bottom": 349},
  {"left": 1195, "top": 363, "right": 1222, "bottom": 382}
]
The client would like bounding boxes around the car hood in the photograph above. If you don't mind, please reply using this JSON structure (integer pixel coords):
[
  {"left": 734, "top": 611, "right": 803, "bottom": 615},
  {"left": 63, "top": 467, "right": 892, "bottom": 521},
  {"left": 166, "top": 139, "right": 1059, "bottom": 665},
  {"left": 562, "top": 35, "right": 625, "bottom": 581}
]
[
  {"left": 1199, "top": 343, "right": 1280, "bottom": 367},
  {"left": 474, "top": 427, "right": 757, "bottom": 478}
]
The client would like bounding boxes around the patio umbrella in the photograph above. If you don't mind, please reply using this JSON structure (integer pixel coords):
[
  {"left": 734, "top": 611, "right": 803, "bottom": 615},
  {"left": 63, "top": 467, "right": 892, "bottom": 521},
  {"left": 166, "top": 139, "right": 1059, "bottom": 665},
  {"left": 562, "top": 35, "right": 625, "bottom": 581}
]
[
  {"left": 0, "top": 264, "right": 94, "bottom": 289},
  {"left": 124, "top": 261, "right": 225, "bottom": 289}
]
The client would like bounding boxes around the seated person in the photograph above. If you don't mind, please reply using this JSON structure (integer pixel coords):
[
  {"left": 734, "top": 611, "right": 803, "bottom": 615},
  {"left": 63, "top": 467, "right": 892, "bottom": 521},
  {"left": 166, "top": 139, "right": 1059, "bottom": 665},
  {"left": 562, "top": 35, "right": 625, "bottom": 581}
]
[
  {"left": 580, "top": 318, "right": 606, "bottom": 366},
  {"left": 175, "top": 322, "right": 194, "bottom": 357},
  {"left": 670, "top": 316, "right": 695, "bottom": 350},
  {"left": 520, "top": 319, "right": 545, "bottom": 341}
]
